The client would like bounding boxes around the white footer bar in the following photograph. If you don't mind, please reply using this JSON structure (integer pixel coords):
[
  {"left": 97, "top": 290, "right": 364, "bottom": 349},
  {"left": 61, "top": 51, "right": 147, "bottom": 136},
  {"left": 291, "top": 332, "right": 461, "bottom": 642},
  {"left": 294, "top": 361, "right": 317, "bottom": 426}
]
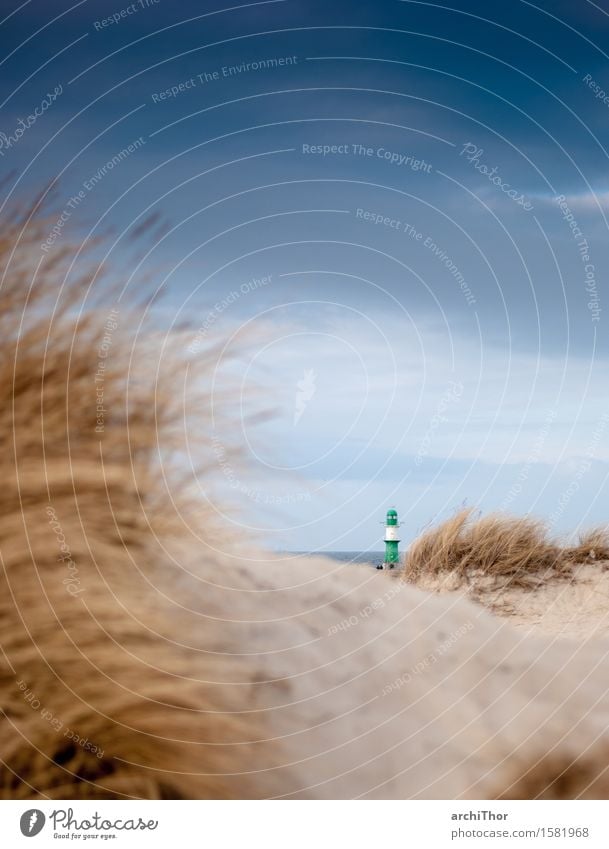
[{"left": 3, "top": 800, "right": 605, "bottom": 847}]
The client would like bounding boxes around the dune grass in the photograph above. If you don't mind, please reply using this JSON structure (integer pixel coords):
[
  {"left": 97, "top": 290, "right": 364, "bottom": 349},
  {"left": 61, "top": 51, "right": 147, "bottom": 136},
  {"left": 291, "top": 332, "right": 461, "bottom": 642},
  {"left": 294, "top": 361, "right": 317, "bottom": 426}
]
[{"left": 403, "top": 508, "right": 609, "bottom": 591}]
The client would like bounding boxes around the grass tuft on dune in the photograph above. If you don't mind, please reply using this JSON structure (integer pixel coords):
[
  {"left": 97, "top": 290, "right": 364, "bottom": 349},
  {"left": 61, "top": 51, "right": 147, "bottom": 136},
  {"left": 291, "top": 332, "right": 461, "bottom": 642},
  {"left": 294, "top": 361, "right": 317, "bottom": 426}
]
[{"left": 403, "top": 508, "right": 609, "bottom": 592}]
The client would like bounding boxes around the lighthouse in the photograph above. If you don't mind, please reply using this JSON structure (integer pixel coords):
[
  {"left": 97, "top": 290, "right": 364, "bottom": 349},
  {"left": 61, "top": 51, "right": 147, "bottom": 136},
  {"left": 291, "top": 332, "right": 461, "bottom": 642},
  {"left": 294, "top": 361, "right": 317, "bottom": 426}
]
[{"left": 377, "top": 508, "right": 401, "bottom": 569}]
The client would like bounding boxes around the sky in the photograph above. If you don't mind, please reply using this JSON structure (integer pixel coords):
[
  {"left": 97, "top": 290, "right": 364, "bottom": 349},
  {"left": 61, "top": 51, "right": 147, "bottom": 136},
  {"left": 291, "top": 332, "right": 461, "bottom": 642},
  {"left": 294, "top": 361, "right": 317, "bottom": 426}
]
[{"left": 1, "top": 0, "right": 609, "bottom": 551}]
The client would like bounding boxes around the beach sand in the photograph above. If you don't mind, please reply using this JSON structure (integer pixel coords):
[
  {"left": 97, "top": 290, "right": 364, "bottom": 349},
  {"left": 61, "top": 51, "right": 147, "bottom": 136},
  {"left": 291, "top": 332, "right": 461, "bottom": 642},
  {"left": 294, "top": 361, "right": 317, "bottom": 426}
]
[{"left": 3, "top": 201, "right": 609, "bottom": 800}]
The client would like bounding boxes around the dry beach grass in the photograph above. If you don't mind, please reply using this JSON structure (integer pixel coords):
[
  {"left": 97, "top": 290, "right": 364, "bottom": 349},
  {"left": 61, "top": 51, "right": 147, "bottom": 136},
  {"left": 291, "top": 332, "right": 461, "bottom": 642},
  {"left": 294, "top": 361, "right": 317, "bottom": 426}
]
[
  {"left": 2, "top": 200, "right": 609, "bottom": 799},
  {"left": 402, "top": 510, "right": 609, "bottom": 637}
]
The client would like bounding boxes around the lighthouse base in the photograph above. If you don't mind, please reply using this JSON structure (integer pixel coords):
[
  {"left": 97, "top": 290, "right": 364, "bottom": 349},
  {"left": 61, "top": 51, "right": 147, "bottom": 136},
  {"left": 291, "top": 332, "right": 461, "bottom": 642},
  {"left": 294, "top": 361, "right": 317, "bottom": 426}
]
[{"left": 376, "top": 562, "right": 400, "bottom": 570}]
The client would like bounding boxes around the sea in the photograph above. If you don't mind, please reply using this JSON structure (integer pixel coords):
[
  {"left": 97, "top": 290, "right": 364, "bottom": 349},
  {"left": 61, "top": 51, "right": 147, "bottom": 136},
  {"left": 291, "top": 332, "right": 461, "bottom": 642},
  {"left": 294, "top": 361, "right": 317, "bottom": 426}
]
[{"left": 288, "top": 551, "right": 385, "bottom": 567}]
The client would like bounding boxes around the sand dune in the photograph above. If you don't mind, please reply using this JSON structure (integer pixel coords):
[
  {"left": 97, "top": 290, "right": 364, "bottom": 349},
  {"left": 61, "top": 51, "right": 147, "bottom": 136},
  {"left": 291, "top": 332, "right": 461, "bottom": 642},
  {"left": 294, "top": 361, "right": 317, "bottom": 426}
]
[
  {"left": 402, "top": 509, "right": 609, "bottom": 638},
  {"left": 2, "top": 202, "right": 609, "bottom": 799}
]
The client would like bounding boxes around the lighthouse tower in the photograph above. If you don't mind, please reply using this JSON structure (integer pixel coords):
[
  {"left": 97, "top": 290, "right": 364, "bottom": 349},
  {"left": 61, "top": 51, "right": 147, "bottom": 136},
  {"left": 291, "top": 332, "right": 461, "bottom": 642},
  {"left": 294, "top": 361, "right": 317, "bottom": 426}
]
[{"left": 378, "top": 508, "right": 400, "bottom": 569}]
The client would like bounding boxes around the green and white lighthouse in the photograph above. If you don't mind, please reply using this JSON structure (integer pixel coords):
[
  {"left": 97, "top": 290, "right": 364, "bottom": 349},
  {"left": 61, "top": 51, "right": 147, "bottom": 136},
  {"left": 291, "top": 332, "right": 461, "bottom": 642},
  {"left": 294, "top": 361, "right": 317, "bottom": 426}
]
[{"left": 379, "top": 508, "right": 400, "bottom": 569}]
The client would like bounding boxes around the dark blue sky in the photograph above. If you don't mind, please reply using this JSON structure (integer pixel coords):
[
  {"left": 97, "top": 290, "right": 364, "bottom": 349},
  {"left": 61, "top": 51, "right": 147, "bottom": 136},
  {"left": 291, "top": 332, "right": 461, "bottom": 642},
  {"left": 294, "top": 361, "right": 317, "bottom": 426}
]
[{"left": 2, "top": 0, "right": 608, "bottom": 549}]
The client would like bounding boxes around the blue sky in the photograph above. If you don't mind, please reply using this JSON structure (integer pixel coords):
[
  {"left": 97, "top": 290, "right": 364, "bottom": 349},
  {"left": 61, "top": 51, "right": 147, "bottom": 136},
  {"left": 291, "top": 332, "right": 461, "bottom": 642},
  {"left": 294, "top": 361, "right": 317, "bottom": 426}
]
[{"left": 2, "top": 0, "right": 609, "bottom": 550}]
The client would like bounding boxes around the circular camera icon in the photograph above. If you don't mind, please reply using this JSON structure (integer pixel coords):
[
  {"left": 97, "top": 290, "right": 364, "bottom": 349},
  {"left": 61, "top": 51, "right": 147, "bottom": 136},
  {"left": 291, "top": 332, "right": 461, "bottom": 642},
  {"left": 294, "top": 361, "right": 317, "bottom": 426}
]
[{"left": 20, "top": 809, "right": 46, "bottom": 837}]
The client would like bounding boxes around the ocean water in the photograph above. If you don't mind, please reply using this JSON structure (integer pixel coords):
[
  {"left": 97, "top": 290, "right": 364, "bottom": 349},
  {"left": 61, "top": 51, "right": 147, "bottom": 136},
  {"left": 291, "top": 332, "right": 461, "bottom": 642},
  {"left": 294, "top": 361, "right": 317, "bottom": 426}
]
[{"left": 289, "top": 551, "right": 386, "bottom": 566}]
